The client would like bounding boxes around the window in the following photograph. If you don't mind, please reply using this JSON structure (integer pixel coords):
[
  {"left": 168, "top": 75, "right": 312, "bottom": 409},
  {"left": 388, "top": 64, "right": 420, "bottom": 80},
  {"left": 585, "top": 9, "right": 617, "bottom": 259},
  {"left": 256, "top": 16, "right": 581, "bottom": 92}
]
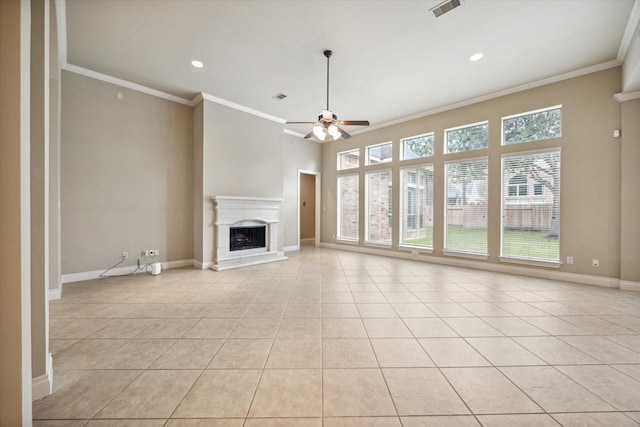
[
  {"left": 365, "top": 170, "right": 392, "bottom": 245},
  {"left": 366, "top": 142, "right": 392, "bottom": 165},
  {"left": 445, "top": 121, "right": 488, "bottom": 154},
  {"left": 501, "top": 149, "right": 561, "bottom": 262},
  {"left": 338, "top": 149, "right": 359, "bottom": 170},
  {"left": 337, "top": 174, "right": 359, "bottom": 241},
  {"left": 502, "top": 105, "right": 562, "bottom": 145},
  {"left": 402, "top": 133, "right": 434, "bottom": 160},
  {"left": 400, "top": 165, "right": 434, "bottom": 248},
  {"left": 445, "top": 158, "right": 488, "bottom": 255},
  {"left": 508, "top": 175, "right": 528, "bottom": 196}
]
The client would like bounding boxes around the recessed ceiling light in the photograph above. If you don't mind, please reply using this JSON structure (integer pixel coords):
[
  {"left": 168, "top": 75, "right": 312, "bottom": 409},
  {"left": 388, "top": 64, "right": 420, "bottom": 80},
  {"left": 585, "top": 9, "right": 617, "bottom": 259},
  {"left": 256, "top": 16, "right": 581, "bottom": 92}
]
[
  {"left": 469, "top": 53, "right": 484, "bottom": 62},
  {"left": 191, "top": 60, "right": 204, "bottom": 68}
]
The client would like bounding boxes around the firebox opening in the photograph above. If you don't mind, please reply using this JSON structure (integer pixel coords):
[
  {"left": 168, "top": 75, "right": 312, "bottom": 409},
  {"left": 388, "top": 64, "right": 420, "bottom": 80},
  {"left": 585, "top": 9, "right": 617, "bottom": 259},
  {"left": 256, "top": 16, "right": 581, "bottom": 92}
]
[{"left": 230, "top": 225, "right": 267, "bottom": 252}]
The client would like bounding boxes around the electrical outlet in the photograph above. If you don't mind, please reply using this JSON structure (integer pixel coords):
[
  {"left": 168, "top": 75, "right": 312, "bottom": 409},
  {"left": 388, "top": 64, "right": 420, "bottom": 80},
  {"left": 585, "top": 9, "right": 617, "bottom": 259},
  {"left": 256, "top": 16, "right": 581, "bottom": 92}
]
[
  {"left": 149, "top": 249, "right": 155, "bottom": 257},
  {"left": 122, "top": 251, "right": 128, "bottom": 259},
  {"left": 566, "top": 256, "right": 573, "bottom": 265},
  {"left": 143, "top": 249, "right": 149, "bottom": 256},
  {"left": 155, "top": 249, "right": 159, "bottom": 256},
  {"left": 592, "top": 259, "right": 599, "bottom": 267}
]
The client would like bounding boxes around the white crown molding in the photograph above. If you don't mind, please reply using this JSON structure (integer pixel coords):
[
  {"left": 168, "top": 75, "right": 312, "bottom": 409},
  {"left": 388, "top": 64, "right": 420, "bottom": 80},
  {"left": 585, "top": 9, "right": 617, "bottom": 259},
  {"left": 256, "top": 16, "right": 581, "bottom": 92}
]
[
  {"left": 55, "top": 0, "right": 67, "bottom": 67},
  {"left": 196, "top": 92, "right": 286, "bottom": 124},
  {"left": 617, "top": 0, "right": 640, "bottom": 62},
  {"left": 59, "top": 66, "right": 291, "bottom": 125},
  {"left": 62, "top": 63, "right": 193, "bottom": 105},
  {"left": 359, "top": 60, "right": 622, "bottom": 136},
  {"left": 284, "top": 128, "right": 306, "bottom": 139},
  {"left": 614, "top": 90, "right": 640, "bottom": 102}
]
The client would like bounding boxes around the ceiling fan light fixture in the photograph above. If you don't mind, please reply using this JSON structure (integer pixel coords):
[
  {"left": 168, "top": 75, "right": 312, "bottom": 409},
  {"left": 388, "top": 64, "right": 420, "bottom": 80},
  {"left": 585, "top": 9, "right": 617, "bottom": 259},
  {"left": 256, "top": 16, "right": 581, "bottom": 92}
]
[
  {"left": 313, "top": 124, "right": 326, "bottom": 141},
  {"left": 328, "top": 124, "right": 341, "bottom": 139},
  {"left": 286, "top": 49, "right": 369, "bottom": 142}
]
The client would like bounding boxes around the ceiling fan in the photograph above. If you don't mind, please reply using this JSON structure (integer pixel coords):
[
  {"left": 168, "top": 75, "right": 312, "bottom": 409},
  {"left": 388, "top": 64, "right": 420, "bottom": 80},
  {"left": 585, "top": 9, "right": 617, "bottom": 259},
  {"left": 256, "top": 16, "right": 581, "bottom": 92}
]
[{"left": 287, "top": 50, "right": 369, "bottom": 141}]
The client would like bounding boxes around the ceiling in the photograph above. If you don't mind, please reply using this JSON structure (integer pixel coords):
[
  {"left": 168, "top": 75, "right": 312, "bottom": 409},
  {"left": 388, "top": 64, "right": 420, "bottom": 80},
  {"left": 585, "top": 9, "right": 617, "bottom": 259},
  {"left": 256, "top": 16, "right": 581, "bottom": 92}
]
[{"left": 63, "top": 0, "right": 639, "bottom": 139}]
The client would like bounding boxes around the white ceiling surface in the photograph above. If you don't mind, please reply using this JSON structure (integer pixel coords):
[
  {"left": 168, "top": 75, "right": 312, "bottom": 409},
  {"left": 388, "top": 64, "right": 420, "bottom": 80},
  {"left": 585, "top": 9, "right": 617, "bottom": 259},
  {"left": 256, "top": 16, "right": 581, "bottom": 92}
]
[{"left": 65, "top": 0, "right": 638, "bottom": 137}]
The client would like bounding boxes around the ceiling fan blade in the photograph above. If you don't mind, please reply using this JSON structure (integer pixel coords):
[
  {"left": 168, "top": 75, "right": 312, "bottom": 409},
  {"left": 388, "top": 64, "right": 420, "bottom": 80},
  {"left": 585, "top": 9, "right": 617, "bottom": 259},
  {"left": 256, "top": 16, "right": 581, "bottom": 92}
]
[
  {"left": 340, "top": 120, "right": 370, "bottom": 126},
  {"left": 337, "top": 126, "right": 351, "bottom": 139},
  {"left": 303, "top": 130, "right": 315, "bottom": 139},
  {"left": 286, "top": 121, "right": 316, "bottom": 124}
]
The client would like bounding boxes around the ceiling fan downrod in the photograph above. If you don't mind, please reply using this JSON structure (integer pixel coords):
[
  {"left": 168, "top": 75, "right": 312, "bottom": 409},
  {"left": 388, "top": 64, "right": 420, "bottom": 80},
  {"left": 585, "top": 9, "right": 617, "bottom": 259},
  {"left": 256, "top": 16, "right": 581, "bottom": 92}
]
[{"left": 324, "top": 49, "right": 332, "bottom": 111}]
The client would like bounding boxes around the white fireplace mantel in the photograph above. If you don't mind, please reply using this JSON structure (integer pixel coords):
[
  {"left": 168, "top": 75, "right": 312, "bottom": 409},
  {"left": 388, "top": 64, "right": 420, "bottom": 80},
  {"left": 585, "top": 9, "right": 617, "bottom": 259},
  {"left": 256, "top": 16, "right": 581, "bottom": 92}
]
[{"left": 211, "top": 196, "right": 287, "bottom": 271}]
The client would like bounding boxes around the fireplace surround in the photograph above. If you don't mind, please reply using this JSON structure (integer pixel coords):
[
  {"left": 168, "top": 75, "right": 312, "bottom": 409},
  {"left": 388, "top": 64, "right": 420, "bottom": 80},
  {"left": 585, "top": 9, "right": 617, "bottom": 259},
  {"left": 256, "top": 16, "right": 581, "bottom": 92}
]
[{"left": 211, "top": 196, "right": 287, "bottom": 271}]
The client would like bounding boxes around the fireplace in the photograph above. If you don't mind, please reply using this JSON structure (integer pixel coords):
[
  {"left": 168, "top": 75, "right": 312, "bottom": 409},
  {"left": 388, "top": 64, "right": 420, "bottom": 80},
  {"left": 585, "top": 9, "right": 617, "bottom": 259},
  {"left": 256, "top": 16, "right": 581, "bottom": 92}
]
[
  {"left": 211, "top": 196, "right": 287, "bottom": 270},
  {"left": 230, "top": 226, "right": 266, "bottom": 251}
]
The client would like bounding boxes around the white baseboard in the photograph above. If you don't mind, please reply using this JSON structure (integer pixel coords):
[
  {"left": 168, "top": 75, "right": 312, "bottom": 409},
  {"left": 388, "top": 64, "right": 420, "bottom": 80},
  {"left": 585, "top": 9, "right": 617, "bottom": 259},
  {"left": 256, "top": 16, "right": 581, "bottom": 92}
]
[
  {"left": 62, "top": 259, "right": 195, "bottom": 284},
  {"left": 284, "top": 245, "right": 300, "bottom": 252},
  {"left": 620, "top": 280, "right": 640, "bottom": 292},
  {"left": 164, "top": 259, "right": 195, "bottom": 269},
  {"left": 48, "top": 286, "right": 62, "bottom": 301},
  {"left": 192, "top": 259, "right": 212, "bottom": 270},
  {"left": 320, "top": 242, "right": 630, "bottom": 291},
  {"left": 32, "top": 352, "right": 53, "bottom": 401}
]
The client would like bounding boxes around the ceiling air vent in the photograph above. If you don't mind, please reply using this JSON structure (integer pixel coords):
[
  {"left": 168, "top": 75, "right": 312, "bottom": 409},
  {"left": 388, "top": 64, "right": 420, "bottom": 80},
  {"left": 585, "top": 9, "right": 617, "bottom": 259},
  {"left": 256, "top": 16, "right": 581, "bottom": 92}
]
[
  {"left": 272, "top": 93, "right": 287, "bottom": 101},
  {"left": 430, "top": 0, "right": 462, "bottom": 18}
]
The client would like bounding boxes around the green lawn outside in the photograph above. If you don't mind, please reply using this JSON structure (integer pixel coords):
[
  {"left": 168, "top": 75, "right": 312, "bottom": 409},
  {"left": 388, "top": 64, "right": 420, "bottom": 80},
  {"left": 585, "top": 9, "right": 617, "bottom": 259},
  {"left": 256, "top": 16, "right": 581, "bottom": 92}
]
[
  {"left": 404, "top": 227, "right": 558, "bottom": 260},
  {"left": 501, "top": 229, "right": 559, "bottom": 260},
  {"left": 402, "top": 226, "right": 434, "bottom": 247}
]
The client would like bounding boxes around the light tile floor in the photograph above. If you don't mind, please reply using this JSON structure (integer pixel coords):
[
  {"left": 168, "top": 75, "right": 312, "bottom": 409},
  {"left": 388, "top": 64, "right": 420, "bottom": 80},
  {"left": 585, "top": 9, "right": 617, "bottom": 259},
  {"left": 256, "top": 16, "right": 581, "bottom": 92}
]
[{"left": 34, "top": 246, "right": 640, "bottom": 426}]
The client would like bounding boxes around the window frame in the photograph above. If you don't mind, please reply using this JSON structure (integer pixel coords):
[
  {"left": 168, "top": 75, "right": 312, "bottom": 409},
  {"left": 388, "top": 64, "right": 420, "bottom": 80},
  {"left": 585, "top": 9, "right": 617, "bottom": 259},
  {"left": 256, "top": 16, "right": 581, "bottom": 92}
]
[
  {"left": 400, "top": 132, "right": 435, "bottom": 161},
  {"left": 337, "top": 148, "right": 360, "bottom": 171},
  {"left": 443, "top": 156, "right": 489, "bottom": 259},
  {"left": 364, "top": 168, "right": 393, "bottom": 246},
  {"left": 444, "top": 120, "right": 489, "bottom": 154},
  {"left": 499, "top": 147, "right": 562, "bottom": 267},
  {"left": 336, "top": 173, "right": 360, "bottom": 243},
  {"left": 501, "top": 105, "right": 562, "bottom": 146},
  {"left": 399, "top": 164, "right": 435, "bottom": 252},
  {"left": 365, "top": 141, "right": 393, "bottom": 166}
]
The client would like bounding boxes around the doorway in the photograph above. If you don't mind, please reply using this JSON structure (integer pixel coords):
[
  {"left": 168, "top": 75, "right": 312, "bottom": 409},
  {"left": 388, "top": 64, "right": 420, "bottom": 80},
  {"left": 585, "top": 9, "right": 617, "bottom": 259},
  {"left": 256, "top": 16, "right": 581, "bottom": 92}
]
[{"left": 298, "top": 170, "right": 320, "bottom": 247}]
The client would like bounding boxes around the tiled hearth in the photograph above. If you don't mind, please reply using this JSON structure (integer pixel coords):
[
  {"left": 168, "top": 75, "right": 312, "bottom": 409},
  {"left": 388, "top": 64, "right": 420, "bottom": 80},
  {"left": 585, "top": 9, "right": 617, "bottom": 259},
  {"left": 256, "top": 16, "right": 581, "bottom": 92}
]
[{"left": 211, "top": 196, "right": 287, "bottom": 271}]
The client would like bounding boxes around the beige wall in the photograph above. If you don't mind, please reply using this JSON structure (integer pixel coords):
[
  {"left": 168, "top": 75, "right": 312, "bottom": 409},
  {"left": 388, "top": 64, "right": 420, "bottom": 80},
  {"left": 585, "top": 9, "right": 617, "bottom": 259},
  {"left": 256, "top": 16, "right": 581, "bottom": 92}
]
[
  {"left": 282, "top": 134, "right": 322, "bottom": 248},
  {"left": 30, "top": 0, "right": 49, "bottom": 384},
  {"left": 199, "top": 99, "right": 284, "bottom": 265},
  {"left": 620, "top": 98, "right": 640, "bottom": 284},
  {"left": 322, "top": 67, "right": 624, "bottom": 280},
  {"left": 0, "top": 0, "right": 33, "bottom": 423},
  {"left": 61, "top": 71, "right": 194, "bottom": 273},
  {"left": 49, "top": 0, "right": 61, "bottom": 296},
  {"left": 192, "top": 101, "right": 204, "bottom": 264},
  {"left": 60, "top": 81, "right": 323, "bottom": 272}
]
